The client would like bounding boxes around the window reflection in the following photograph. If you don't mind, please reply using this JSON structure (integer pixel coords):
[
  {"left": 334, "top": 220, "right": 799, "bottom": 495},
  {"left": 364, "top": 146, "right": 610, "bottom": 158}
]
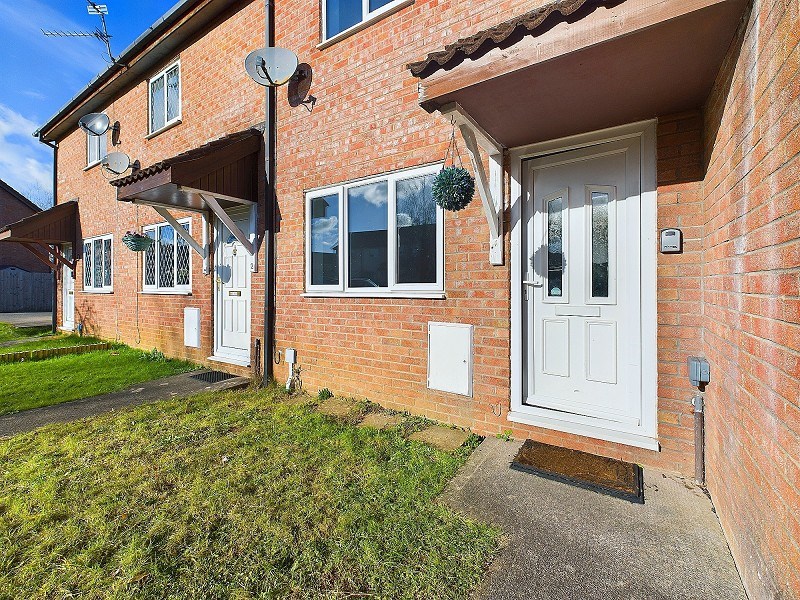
[
  {"left": 348, "top": 181, "right": 388, "bottom": 288},
  {"left": 591, "top": 191, "right": 610, "bottom": 298}
]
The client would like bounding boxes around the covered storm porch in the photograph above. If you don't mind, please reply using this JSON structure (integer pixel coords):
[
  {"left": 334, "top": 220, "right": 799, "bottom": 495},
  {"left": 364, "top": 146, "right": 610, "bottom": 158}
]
[{"left": 407, "top": 0, "right": 747, "bottom": 448}]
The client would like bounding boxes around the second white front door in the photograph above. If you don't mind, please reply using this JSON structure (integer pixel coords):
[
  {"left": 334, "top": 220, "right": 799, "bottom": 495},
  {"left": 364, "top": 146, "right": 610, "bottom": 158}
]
[
  {"left": 62, "top": 244, "right": 75, "bottom": 330},
  {"left": 524, "top": 136, "right": 645, "bottom": 428},
  {"left": 214, "top": 209, "right": 252, "bottom": 363}
]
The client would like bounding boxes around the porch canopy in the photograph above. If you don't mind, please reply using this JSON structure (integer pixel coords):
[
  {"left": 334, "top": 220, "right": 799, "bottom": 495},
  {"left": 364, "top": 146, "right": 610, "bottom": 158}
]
[
  {"left": 409, "top": 0, "right": 748, "bottom": 148},
  {"left": 0, "top": 200, "right": 78, "bottom": 271},
  {"left": 111, "top": 128, "right": 262, "bottom": 260}
]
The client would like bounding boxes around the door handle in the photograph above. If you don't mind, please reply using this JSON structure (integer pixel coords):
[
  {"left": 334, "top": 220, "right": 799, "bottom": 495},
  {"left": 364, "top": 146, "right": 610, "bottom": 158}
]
[{"left": 522, "top": 280, "right": 543, "bottom": 287}]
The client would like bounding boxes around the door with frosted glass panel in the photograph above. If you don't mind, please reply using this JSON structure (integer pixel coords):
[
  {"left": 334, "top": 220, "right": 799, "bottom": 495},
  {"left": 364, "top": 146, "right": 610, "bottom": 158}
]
[{"left": 524, "top": 137, "right": 643, "bottom": 426}]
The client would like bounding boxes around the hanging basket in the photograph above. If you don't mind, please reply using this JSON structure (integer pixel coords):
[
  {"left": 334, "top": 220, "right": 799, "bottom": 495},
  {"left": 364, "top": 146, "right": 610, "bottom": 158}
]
[
  {"left": 122, "top": 232, "right": 154, "bottom": 252},
  {"left": 432, "top": 166, "right": 475, "bottom": 212}
]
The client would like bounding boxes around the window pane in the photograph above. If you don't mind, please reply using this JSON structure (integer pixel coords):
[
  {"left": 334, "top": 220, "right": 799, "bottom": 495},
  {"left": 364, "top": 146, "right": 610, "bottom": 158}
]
[
  {"left": 176, "top": 223, "right": 190, "bottom": 286},
  {"left": 87, "top": 135, "right": 98, "bottom": 164},
  {"left": 83, "top": 242, "right": 92, "bottom": 287},
  {"left": 326, "top": 0, "right": 361, "bottom": 37},
  {"left": 166, "top": 66, "right": 180, "bottom": 122},
  {"left": 348, "top": 181, "right": 388, "bottom": 288},
  {"left": 150, "top": 76, "right": 165, "bottom": 132},
  {"left": 396, "top": 174, "right": 437, "bottom": 284},
  {"left": 92, "top": 239, "right": 103, "bottom": 289},
  {"left": 547, "top": 197, "right": 564, "bottom": 297},
  {"left": 158, "top": 225, "right": 175, "bottom": 288},
  {"left": 144, "top": 230, "right": 156, "bottom": 286},
  {"left": 369, "top": 0, "right": 393, "bottom": 10},
  {"left": 103, "top": 238, "right": 112, "bottom": 287},
  {"left": 591, "top": 191, "right": 610, "bottom": 298},
  {"left": 310, "top": 194, "right": 339, "bottom": 286},
  {"left": 99, "top": 132, "right": 107, "bottom": 161}
]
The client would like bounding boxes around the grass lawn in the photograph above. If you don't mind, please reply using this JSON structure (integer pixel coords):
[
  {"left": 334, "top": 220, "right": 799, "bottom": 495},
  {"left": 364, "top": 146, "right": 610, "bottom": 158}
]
[
  {"left": 0, "top": 322, "right": 51, "bottom": 344},
  {"left": 0, "top": 333, "right": 104, "bottom": 353},
  {"left": 0, "top": 346, "right": 195, "bottom": 415},
  {"left": 0, "top": 387, "right": 499, "bottom": 599}
]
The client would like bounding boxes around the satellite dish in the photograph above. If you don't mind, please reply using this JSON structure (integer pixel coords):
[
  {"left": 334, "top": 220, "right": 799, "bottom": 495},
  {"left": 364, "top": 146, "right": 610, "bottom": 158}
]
[
  {"left": 100, "top": 151, "right": 131, "bottom": 177},
  {"left": 78, "top": 113, "right": 111, "bottom": 136},
  {"left": 245, "top": 47, "right": 298, "bottom": 87}
]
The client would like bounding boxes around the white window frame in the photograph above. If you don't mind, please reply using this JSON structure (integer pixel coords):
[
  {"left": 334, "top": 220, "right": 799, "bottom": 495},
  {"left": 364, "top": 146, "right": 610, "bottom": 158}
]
[
  {"left": 147, "top": 60, "right": 181, "bottom": 137},
  {"left": 85, "top": 130, "right": 107, "bottom": 168},
  {"left": 142, "top": 218, "right": 192, "bottom": 293},
  {"left": 320, "top": 0, "right": 412, "bottom": 47},
  {"left": 82, "top": 234, "right": 113, "bottom": 293},
  {"left": 305, "top": 163, "right": 444, "bottom": 296}
]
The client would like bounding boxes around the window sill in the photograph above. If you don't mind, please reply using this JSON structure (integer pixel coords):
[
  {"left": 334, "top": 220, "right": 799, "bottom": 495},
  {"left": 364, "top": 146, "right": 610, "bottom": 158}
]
[
  {"left": 303, "top": 291, "right": 445, "bottom": 299},
  {"left": 84, "top": 160, "right": 101, "bottom": 171},
  {"left": 317, "top": 0, "right": 414, "bottom": 50},
  {"left": 145, "top": 118, "right": 182, "bottom": 140},
  {"left": 140, "top": 290, "right": 192, "bottom": 296},
  {"left": 81, "top": 289, "right": 113, "bottom": 294}
]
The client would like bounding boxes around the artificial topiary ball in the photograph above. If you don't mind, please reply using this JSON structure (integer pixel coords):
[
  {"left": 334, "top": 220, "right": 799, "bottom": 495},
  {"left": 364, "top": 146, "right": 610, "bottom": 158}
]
[{"left": 432, "top": 166, "right": 475, "bottom": 212}]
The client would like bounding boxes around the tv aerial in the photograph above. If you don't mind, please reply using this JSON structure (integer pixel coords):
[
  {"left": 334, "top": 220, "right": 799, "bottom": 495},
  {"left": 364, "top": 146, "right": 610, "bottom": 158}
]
[
  {"left": 42, "top": 1, "right": 116, "bottom": 64},
  {"left": 244, "top": 48, "right": 299, "bottom": 87}
]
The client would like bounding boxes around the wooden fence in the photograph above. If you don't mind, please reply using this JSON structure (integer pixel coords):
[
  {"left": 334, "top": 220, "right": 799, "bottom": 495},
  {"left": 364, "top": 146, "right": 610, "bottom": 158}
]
[{"left": 0, "top": 268, "right": 53, "bottom": 312}]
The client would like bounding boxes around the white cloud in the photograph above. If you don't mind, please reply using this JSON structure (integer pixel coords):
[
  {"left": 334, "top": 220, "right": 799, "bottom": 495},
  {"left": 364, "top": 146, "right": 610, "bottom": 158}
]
[
  {"left": 311, "top": 216, "right": 339, "bottom": 252},
  {"left": 351, "top": 182, "right": 388, "bottom": 207},
  {"left": 0, "top": 104, "right": 53, "bottom": 205}
]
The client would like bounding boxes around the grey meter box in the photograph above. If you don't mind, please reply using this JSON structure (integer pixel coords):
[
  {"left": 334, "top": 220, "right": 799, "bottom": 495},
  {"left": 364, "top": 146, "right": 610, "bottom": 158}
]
[
  {"left": 688, "top": 356, "right": 710, "bottom": 388},
  {"left": 660, "top": 228, "right": 683, "bottom": 253}
]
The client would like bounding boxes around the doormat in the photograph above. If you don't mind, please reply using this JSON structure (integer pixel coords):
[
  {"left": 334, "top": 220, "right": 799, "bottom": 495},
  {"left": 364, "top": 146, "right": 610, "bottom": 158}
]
[
  {"left": 190, "top": 370, "right": 238, "bottom": 384},
  {"left": 511, "top": 439, "right": 644, "bottom": 504}
]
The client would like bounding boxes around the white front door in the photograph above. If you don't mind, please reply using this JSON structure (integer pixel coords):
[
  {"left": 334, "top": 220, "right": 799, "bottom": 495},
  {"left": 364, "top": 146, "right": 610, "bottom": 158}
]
[
  {"left": 524, "top": 136, "right": 645, "bottom": 428},
  {"left": 62, "top": 244, "right": 75, "bottom": 330},
  {"left": 214, "top": 209, "right": 253, "bottom": 363}
]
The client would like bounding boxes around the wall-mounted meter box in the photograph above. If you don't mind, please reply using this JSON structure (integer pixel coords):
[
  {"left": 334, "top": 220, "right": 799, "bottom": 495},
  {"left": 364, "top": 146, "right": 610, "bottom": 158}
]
[
  {"left": 687, "top": 356, "right": 710, "bottom": 388},
  {"left": 660, "top": 228, "right": 683, "bottom": 253}
]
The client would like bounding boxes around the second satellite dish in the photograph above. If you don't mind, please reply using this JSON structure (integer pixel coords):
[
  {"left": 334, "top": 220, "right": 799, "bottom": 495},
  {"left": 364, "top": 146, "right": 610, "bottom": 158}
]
[
  {"left": 101, "top": 151, "right": 131, "bottom": 176},
  {"left": 78, "top": 113, "right": 111, "bottom": 136},
  {"left": 245, "top": 47, "right": 298, "bottom": 87}
]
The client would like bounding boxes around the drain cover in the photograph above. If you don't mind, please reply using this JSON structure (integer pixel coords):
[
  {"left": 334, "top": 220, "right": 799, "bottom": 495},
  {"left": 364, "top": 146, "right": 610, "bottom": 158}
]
[{"left": 190, "top": 370, "right": 238, "bottom": 384}]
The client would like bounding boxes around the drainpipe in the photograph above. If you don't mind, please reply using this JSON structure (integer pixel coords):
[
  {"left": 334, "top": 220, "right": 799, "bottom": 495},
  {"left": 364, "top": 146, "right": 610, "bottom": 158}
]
[
  {"left": 262, "top": 0, "right": 276, "bottom": 385},
  {"left": 35, "top": 131, "right": 58, "bottom": 334},
  {"left": 692, "top": 394, "right": 705, "bottom": 485}
]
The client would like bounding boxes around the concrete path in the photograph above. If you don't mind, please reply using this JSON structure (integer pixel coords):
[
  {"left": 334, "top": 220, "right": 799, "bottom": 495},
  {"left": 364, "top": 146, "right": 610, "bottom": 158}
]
[
  {"left": 444, "top": 437, "right": 746, "bottom": 600},
  {"left": 0, "top": 371, "right": 249, "bottom": 438},
  {"left": 0, "top": 312, "right": 52, "bottom": 327}
]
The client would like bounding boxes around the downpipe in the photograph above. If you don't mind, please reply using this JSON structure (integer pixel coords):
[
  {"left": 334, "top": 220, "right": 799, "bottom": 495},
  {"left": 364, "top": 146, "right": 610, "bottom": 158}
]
[{"left": 692, "top": 394, "right": 705, "bottom": 485}]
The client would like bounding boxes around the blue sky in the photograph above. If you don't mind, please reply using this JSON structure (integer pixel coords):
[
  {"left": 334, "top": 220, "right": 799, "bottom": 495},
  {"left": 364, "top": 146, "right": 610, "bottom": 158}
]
[{"left": 0, "top": 0, "right": 175, "bottom": 207}]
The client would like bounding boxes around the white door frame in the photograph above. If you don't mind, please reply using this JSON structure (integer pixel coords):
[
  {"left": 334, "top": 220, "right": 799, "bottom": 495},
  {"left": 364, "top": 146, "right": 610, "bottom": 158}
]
[
  {"left": 61, "top": 243, "right": 75, "bottom": 331},
  {"left": 508, "top": 120, "right": 659, "bottom": 450},
  {"left": 212, "top": 206, "right": 256, "bottom": 366}
]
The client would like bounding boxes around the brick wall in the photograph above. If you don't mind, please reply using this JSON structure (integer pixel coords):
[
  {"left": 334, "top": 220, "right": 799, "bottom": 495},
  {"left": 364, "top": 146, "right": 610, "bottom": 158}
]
[
  {"left": 0, "top": 186, "right": 49, "bottom": 273},
  {"left": 702, "top": 0, "right": 800, "bottom": 596},
  {"left": 52, "top": 0, "right": 265, "bottom": 375},
  {"left": 270, "top": 0, "right": 705, "bottom": 474}
]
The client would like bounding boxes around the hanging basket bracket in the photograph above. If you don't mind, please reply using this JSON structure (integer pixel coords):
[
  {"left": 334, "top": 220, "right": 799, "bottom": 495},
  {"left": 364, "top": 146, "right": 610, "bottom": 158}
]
[{"left": 439, "top": 102, "right": 505, "bottom": 266}]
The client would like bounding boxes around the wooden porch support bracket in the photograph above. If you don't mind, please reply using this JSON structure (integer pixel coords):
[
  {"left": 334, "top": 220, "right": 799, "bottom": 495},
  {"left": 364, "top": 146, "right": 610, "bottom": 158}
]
[
  {"left": 20, "top": 242, "right": 76, "bottom": 273},
  {"left": 199, "top": 194, "right": 256, "bottom": 258},
  {"left": 151, "top": 206, "right": 211, "bottom": 275},
  {"left": 440, "top": 102, "right": 505, "bottom": 266}
]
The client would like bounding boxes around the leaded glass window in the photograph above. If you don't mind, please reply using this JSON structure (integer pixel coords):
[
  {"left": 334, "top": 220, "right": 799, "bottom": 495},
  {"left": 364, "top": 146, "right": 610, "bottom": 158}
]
[
  {"left": 142, "top": 219, "right": 191, "bottom": 292},
  {"left": 83, "top": 235, "right": 112, "bottom": 291},
  {"left": 149, "top": 62, "right": 180, "bottom": 134}
]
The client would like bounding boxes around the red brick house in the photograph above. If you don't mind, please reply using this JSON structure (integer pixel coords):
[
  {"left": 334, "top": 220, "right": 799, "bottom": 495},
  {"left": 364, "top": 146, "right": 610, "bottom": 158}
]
[
  {"left": 28, "top": 0, "right": 799, "bottom": 597},
  {"left": 0, "top": 179, "right": 50, "bottom": 274}
]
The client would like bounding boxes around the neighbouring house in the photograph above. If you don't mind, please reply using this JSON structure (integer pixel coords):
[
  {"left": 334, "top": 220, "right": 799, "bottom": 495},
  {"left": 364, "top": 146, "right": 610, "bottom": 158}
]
[
  {"left": 0, "top": 179, "right": 54, "bottom": 312},
  {"left": 27, "top": 0, "right": 798, "bottom": 597}
]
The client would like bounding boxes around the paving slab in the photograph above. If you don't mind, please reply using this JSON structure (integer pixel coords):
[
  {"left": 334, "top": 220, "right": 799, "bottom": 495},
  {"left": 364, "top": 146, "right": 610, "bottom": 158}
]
[
  {"left": 357, "top": 412, "right": 404, "bottom": 430},
  {"left": 0, "top": 371, "right": 249, "bottom": 438},
  {"left": 0, "top": 312, "right": 52, "bottom": 327},
  {"left": 409, "top": 425, "right": 471, "bottom": 452},
  {"left": 316, "top": 397, "right": 359, "bottom": 418},
  {"left": 444, "top": 437, "right": 746, "bottom": 600}
]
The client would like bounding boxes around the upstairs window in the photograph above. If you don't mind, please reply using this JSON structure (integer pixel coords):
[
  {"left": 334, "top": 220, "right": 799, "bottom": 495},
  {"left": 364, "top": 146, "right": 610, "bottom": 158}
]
[
  {"left": 305, "top": 164, "right": 444, "bottom": 295},
  {"left": 86, "top": 131, "right": 107, "bottom": 167},
  {"left": 148, "top": 61, "right": 181, "bottom": 135},
  {"left": 142, "top": 218, "right": 191, "bottom": 293},
  {"left": 323, "top": 0, "right": 405, "bottom": 41},
  {"left": 83, "top": 234, "right": 113, "bottom": 292}
]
